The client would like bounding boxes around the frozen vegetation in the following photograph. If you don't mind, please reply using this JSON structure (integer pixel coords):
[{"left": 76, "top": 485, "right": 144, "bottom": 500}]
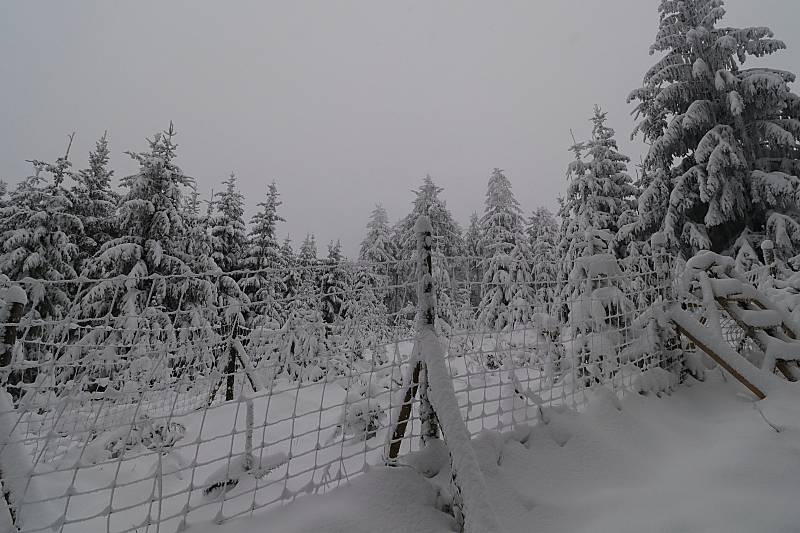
[{"left": 2, "top": 0, "right": 800, "bottom": 532}]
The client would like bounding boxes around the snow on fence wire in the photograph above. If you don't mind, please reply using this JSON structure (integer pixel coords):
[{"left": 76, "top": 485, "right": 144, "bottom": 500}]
[{"left": 0, "top": 234, "right": 681, "bottom": 533}]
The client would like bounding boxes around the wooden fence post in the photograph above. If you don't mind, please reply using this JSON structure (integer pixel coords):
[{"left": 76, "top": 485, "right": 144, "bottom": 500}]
[
  {"left": 415, "top": 216, "right": 439, "bottom": 445},
  {"left": 387, "top": 215, "right": 440, "bottom": 460}
]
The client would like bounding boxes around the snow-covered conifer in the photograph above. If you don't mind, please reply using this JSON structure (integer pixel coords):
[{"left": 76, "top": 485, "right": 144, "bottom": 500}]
[
  {"left": 527, "top": 207, "right": 559, "bottom": 303},
  {"left": 359, "top": 203, "right": 398, "bottom": 314},
  {"left": 210, "top": 173, "right": 247, "bottom": 273},
  {"left": 79, "top": 124, "right": 217, "bottom": 382},
  {"left": 477, "top": 169, "right": 530, "bottom": 331},
  {"left": 320, "top": 240, "right": 347, "bottom": 334},
  {"left": 0, "top": 156, "right": 83, "bottom": 320},
  {"left": 463, "top": 212, "right": 484, "bottom": 308},
  {"left": 71, "top": 132, "right": 119, "bottom": 265},
  {"left": 298, "top": 234, "right": 318, "bottom": 265},
  {"left": 393, "top": 175, "right": 464, "bottom": 259},
  {"left": 240, "top": 182, "right": 286, "bottom": 325},
  {"left": 630, "top": 0, "right": 800, "bottom": 257},
  {"left": 359, "top": 204, "right": 396, "bottom": 263}
]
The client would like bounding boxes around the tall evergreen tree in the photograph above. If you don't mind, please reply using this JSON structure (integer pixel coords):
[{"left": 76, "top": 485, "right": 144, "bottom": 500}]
[
  {"left": 477, "top": 169, "right": 532, "bottom": 331},
  {"left": 240, "top": 182, "right": 286, "bottom": 324},
  {"left": 0, "top": 153, "right": 83, "bottom": 320},
  {"left": 527, "top": 207, "right": 559, "bottom": 305},
  {"left": 630, "top": 0, "right": 800, "bottom": 257},
  {"left": 359, "top": 204, "right": 396, "bottom": 263},
  {"left": 320, "top": 240, "right": 347, "bottom": 335},
  {"left": 80, "top": 124, "right": 216, "bottom": 381},
  {"left": 463, "top": 212, "right": 484, "bottom": 308},
  {"left": 298, "top": 234, "right": 318, "bottom": 265},
  {"left": 359, "top": 203, "right": 398, "bottom": 315},
  {"left": 210, "top": 173, "right": 247, "bottom": 273},
  {"left": 393, "top": 175, "right": 464, "bottom": 259},
  {"left": 71, "top": 132, "right": 119, "bottom": 266},
  {"left": 559, "top": 106, "right": 637, "bottom": 263}
]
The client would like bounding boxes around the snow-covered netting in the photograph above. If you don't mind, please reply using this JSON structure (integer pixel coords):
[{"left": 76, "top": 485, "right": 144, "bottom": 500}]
[{"left": 0, "top": 246, "right": 678, "bottom": 533}]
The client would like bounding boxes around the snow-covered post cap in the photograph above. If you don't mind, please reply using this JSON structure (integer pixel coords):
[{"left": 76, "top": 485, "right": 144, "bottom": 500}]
[
  {"left": 761, "top": 239, "right": 774, "bottom": 251},
  {"left": 414, "top": 215, "right": 433, "bottom": 234}
]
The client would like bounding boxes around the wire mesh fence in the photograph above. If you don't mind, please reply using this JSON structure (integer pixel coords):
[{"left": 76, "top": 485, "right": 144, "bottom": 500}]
[{"left": 1, "top": 243, "right": 680, "bottom": 533}]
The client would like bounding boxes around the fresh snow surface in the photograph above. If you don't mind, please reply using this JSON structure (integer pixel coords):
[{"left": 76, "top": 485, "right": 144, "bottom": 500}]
[{"left": 192, "top": 375, "right": 800, "bottom": 533}]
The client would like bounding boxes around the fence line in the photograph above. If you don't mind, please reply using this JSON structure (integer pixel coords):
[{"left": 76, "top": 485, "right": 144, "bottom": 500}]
[{"left": 1, "top": 231, "right": 682, "bottom": 533}]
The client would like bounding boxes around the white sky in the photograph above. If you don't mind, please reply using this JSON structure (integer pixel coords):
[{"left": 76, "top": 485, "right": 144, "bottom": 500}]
[{"left": 1, "top": 1, "right": 798, "bottom": 257}]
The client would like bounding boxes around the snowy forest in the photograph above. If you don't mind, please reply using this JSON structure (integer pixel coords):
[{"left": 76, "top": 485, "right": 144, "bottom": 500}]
[
  {"left": 3, "top": 2, "right": 800, "bottom": 533},
  {"left": 3, "top": 1, "right": 799, "bottom": 365}
]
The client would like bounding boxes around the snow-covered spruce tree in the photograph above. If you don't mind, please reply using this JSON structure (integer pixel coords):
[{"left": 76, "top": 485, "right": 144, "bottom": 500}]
[
  {"left": 359, "top": 203, "right": 396, "bottom": 316},
  {"left": 71, "top": 132, "right": 120, "bottom": 267},
  {"left": 527, "top": 207, "right": 560, "bottom": 307},
  {"left": 477, "top": 169, "right": 531, "bottom": 333},
  {"left": 210, "top": 173, "right": 247, "bottom": 274},
  {"left": 298, "top": 234, "right": 318, "bottom": 265},
  {"left": 393, "top": 174, "right": 464, "bottom": 259},
  {"left": 0, "top": 152, "right": 83, "bottom": 321},
  {"left": 280, "top": 235, "right": 301, "bottom": 300},
  {"left": 320, "top": 240, "right": 348, "bottom": 337},
  {"left": 630, "top": 0, "right": 800, "bottom": 258},
  {"left": 240, "top": 182, "right": 286, "bottom": 326},
  {"left": 359, "top": 204, "right": 397, "bottom": 308},
  {"left": 463, "top": 212, "right": 484, "bottom": 309},
  {"left": 393, "top": 175, "right": 463, "bottom": 333},
  {"left": 359, "top": 204, "right": 396, "bottom": 263},
  {"left": 560, "top": 106, "right": 638, "bottom": 266},
  {"left": 80, "top": 124, "right": 217, "bottom": 385}
]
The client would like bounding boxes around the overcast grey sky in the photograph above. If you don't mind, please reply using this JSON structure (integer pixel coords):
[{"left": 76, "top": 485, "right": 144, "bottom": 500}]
[{"left": 1, "top": 1, "right": 798, "bottom": 257}]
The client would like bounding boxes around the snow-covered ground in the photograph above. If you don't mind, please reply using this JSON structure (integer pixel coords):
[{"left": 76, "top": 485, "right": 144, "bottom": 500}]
[{"left": 190, "top": 373, "right": 800, "bottom": 533}]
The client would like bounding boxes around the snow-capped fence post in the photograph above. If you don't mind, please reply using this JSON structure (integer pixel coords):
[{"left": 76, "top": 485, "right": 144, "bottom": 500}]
[
  {"left": 761, "top": 239, "right": 776, "bottom": 278},
  {"left": 387, "top": 215, "right": 439, "bottom": 461},
  {"left": 415, "top": 215, "right": 439, "bottom": 444}
]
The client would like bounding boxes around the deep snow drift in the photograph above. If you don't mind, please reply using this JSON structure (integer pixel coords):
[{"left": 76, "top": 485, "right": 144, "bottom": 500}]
[{"left": 193, "top": 373, "right": 800, "bottom": 533}]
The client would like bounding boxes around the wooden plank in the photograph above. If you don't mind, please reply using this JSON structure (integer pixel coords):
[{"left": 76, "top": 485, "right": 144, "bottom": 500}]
[
  {"left": 672, "top": 322, "right": 766, "bottom": 400},
  {"left": 776, "top": 360, "right": 798, "bottom": 382},
  {"left": 722, "top": 297, "right": 800, "bottom": 382},
  {"left": 387, "top": 360, "right": 422, "bottom": 461}
]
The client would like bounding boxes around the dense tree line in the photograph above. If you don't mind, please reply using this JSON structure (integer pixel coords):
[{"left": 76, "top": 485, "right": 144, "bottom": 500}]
[{"left": 2, "top": 0, "right": 798, "bottom": 383}]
